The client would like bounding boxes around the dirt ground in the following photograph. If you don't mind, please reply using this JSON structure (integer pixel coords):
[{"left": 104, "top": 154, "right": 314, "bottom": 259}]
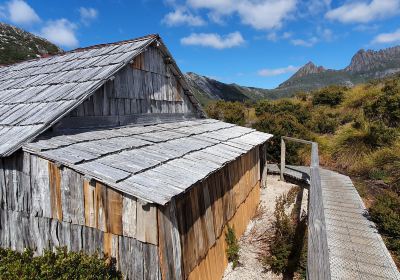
[{"left": 222, "top": 175, "right": 300, "bottom": 280}]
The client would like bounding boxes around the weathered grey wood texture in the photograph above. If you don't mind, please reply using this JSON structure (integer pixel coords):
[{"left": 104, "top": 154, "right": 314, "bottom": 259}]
[
  {"left": 0, "top": 151, "right": 161, "bottom": 280},
  {"left": 0, "top": 36, "right": 156, "bottom": 157},
  {"left": 59, "top": 45, "right": 199, "bottom": 129},
  {"left": 24, "top": 119, "right": 272, "bottom": 205},
  {"left": 0, "top": 34, "right": 204, "bottom": 157}
]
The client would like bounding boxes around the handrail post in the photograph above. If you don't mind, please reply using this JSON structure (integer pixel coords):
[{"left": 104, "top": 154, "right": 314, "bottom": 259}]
[
  {"left": 279, "top": 136, "right": 331, "bottom": 279},
  {"left": 280, "top": 138, "right": 285, "bottom": 181}
]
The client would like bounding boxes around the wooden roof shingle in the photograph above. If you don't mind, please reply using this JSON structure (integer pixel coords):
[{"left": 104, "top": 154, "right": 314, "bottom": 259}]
[
  {"left": 0, "top": 34, "right": 203, "bottom": 157},
  {"left": 24, "top": 119, "right": 273, "bottom": 205}
]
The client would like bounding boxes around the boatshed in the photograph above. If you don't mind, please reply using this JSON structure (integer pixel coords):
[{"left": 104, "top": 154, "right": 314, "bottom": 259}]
[{"left": 0, "top": 34, "right": 272, "bottom": 280}]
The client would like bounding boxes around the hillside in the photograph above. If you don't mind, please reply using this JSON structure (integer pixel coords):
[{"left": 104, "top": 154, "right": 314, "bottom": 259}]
[
  {"left": 0, "top": 22, "right": 62, "bottom": 65},
  {"left": 205, "top": 76, "right": 400, "bottom": 268},
  {"left": 188, "top": 45, "right": 400, "bottom": 102},
  {"left": 185, "top": 72, "right": 273, "bottom": 106}
]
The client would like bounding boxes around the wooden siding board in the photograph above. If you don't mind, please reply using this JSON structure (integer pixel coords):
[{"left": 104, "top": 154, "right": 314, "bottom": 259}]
[
  {"left": 31, "top": 155, "right": 51, "bottom": 218},
  {"left": 122, "top": 194, "right": 136, "bottom": 238},
  {"left": 158, "top": 199, "right": 183, "bottom": 280},
  {"left": 106, "top": 187, "right": 123, "bottom": 235},
  {"left": 61, "top": 168, "right": 85, "bottom": 224},
  {"left": 136, "top": 200, "right": 158, "bottom": 245},
  {"left": 49, "top": 162, "right": 63, "bottom": 220},
  {"left": 84, "top": 179, "right": 97, "bottom": 227}
]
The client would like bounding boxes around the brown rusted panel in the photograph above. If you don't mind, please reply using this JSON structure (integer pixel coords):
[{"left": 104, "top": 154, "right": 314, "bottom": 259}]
[
  {"left": 48, "top": 162, "right": 62, "bottom": 221},
  {"left": 106, "top": 187, "right": 123, "bottom": 235},
  {"left": 95, "top": 182, "right": 108, "bottom": 232}
]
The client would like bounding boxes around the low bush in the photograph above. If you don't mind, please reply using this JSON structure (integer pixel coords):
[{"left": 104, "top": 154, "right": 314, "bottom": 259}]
[
  {"left": 0, "top": 247, "right": 121, "bottom": 280},
  {"left": 262, "top": 189, "right": 307, "bottom": 278},
  {"left": 253, "top": 113, "right": 311, "bottom": 164},
  {"left": 255, "top": 99, "right": 311, "bottom": 125},
  {"left": 307, "top": 110, "right": 339, "bottom": 134},
  {"left": 369, "top": 191, "right": 400, "bottom": 260},
  {"left": 364, "top": 78, "right": 400, "bottom": 127},
  {"left": 262, "top": 195, "right": 294, "bottom": 273},
  {"left": 312, "top": 86, "right": 345, "bottom": 107},
  {"left": 205, "top": 101, "right": 246, "bottom": 125},
  {"left": 225, "top": 225, "right": 240, "bottom": 269}
]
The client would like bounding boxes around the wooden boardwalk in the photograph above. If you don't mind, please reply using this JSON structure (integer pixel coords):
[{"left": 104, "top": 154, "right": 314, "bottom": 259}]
[{"left": 268, "top": 164, "right": 400, "bottom": 279}]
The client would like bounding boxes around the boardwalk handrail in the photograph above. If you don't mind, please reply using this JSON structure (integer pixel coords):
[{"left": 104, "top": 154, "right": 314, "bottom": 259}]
[{"left": 280, "top": 136, "right": 331, "bottom": 280}]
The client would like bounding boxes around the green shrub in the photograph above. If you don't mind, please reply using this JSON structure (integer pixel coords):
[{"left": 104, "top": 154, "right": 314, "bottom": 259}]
[
  {"left": 307, "top": 110, "right": 339, "bottom": 134},
  {"left": 312, "top": 86, "right": 345, "bottom": 107},
  {"left": 255, "top": 99, "right": 311, "bottom": 125},
  {"left": 225, "top": 225, "right": 240, "bottom": 269},
  {"left": 253, "top": 113, "right": 311, "bottom": 164},
  {"left": 370, "top": 191, "right": 400, "bottom": 260},
  {"left": 364, "top": 79, "right": 400, "bottom": 127},
  {"left": 364, "top": 122, "right": 398, "bottom": 148},
  {"left": 0, "top": 247, "right": 122, "bottom": 280},
  {"left": 262, "top": 191, "right": 307, "bottom": 278},
  {"left": 263, "top": 195, "right": 294, "bottom": 273},
  {"left": 205, "top": 101, "right": 246, "bottom": 125}
]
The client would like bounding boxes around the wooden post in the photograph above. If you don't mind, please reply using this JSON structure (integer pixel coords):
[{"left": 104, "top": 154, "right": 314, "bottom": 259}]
[{"left": 280, "top": 138, "right": 285, "bottom": 181}]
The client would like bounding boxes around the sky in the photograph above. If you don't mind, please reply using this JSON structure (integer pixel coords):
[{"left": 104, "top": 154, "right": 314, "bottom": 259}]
[{"left": 0, "top": 0, "right": 400, "bottom": 89}]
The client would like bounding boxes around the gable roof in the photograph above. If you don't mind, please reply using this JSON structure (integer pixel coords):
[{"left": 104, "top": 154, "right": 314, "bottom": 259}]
[
  {"left": 0, "top": 34, "right": 203, "bottom": 157},
  {"left": 24, "top": 119, "right": 273, "bottom": 205}
]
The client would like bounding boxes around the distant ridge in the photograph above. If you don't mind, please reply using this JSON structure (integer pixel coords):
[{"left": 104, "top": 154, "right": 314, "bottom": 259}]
[{"left": 187, "top": 44, "right": 400, "bottom": 103}]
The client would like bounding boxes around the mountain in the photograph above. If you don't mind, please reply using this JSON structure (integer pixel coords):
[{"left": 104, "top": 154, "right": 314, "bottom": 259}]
[
  {"left": 276, "top": 45, "right": 400, "bottom": 94},
  {"left": 188, "top": 45, "right": 400, "bottom": 102},
  {"left": 290, "top": 62, "right": 325, "bottom": 79},
  {"left": 185, "top": 72, "right": 273, "bottom": 105},
  {"left": 0, "top": 22, "right": 62, "bottom": 65}
]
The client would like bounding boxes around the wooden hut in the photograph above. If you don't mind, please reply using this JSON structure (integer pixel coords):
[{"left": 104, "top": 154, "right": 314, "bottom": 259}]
[{"left": 0, "top": 34, "right": 272, "bottom": 280}]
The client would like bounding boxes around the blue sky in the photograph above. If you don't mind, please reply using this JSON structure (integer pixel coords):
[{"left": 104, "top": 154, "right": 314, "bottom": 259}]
[{"left": 0, "top": 0, "right": 400, "bottom": 88}]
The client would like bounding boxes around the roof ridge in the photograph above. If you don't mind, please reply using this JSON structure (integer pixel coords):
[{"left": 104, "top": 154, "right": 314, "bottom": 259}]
[
  {"left": 69, "top": 34, "right": 159, "bottom": 53},
  {"left": 0, "top": 34, "right": 159, "bottom": 69}
]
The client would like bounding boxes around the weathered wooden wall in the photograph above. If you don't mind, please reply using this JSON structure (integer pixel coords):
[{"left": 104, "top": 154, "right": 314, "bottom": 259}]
[
  {"left": 157, "top": 147, "right": 262, "bottom": 280},
  {"left": 0, "top": 151, "right": 160, "bottom": 280},
  {"left": 0, "top": 144, "right": 267, "bottom": 280},
  {"left": 58, "top": 44, "right": 198, "bottom": 129}
]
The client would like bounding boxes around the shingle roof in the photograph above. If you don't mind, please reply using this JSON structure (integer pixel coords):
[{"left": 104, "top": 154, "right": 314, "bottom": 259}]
[
  {"left": 24, "top": 119, "right": 273, "bottom": 205},
  {"left": 0, "top": 34, "right": 202, "bottom": 157}
]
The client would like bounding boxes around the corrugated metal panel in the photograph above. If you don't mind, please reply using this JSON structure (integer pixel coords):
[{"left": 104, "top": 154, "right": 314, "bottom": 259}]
[
  {"left": 24, "top": 119, "right": 273, "bottom": 205},
  {"left": 0, "top": 35, "right": 159, "bottom": 156}
]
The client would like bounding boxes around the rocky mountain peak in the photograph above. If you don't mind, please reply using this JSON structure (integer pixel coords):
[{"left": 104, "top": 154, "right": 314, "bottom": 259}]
[
  {"left": 345, "top": 46, "right": 400, "bottom": 72},
  {"left": 291, "top": 61, "right": 326, "bottom": 79}
]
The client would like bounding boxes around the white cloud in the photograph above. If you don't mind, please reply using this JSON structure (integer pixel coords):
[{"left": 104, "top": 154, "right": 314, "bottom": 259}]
[
  {"left": 326, "top": 0, "right": 400, "bottom": 23},
  {"left": 267, "top": 32, "right": 278, "bottom": 41},
  {"left": 79, "top": 7, "right": 98, "bottom": 25},
  {"left": 371, "top": 28, "right": 400, "bottom": 44},
  {"left": 353, "top": 24, "right": 379, "bottom": 32},
  {"left": 7, "top": 0, "right": 40, "bottom": 25},
  {"left": 267, "top": 31, "right": 292, "bottom": 41},
  {"left": 237, "top": 0, "right": 296, "bottom": 29},
  {"left": 306, "top": 0, "right": 331, "bottom": 14},
  {"left": 162, "top": 8, "right": 205, "bottom": 26},
  {"left": 258, "top": 65, "right": 299, "bottom": 76},
  {"left": 181, "top": 32, "right": 245, "bottom": 49},
  {"left": 318, "top": 27, "right": 334, "bottom": 41},
  {"left": 40, "top": 19, "right": 78, "bottom": 48},
  {"left": 291, "top": 37, "right": 318, "bottom": 47},
  {"left": 186, "top": 0, "right": 296, "bottom": 30}
]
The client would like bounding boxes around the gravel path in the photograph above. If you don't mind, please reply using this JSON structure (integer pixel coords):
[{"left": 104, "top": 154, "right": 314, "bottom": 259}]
[{"left": 222, "top": 175, "right": 300, "bottom": 280}]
